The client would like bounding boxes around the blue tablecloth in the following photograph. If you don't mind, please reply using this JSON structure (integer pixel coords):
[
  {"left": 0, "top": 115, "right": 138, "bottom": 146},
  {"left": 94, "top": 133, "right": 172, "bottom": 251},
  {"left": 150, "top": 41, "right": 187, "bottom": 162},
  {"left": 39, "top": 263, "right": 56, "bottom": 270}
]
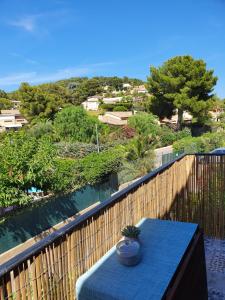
[{"left": 76, "top": 218, "right": 198, "bottom": 300}]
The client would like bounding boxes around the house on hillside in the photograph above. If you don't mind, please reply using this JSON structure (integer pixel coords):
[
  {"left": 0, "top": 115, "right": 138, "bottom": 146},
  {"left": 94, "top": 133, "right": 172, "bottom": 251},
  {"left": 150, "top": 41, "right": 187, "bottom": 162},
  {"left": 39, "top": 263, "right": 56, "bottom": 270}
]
[
  {"left": 82, "top": 96, "right": 101, "bottom": 111},
  {"left": 112, "top": 90, "right": 122, "bottom": 95},
  {"left": 123, "top": 83, "right": 132, "bottom": 90},
  {"left": 98, "top": 111, "right": 133, "bottom": 126},
  {"left": 161, "top": 111, "right": 192, "bottom": 125},
  {"left": 102, "top": 97, "right": 123, "bottom": 104},
  {"left": 10, "top": 100, "right": 21, "bottom": 109},
  {"left": 132, "top": 85, "right": 148, "bottom": 94},
  {"left": 209, "top": 108, "right": 224, "bottom": 122},
  {"left": 0, "top": 110, "right": 28, "bottom": 132}
]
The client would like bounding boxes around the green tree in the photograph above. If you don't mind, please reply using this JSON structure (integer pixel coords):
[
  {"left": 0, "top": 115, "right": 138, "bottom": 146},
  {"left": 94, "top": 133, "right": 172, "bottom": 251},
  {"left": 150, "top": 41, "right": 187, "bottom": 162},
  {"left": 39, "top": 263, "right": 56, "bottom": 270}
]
[
  {"left": 54, "top": 106, "right": 101, "bottom": 142},
  {"left": 128, "top": 112, "right": 160, "bottom": 137},
  {"left": 16, "top": 83, "right": 63, "bottom": 121},
  {"left": 81, "top": 148, "right": 124, "bottom": 184},
  {"left": 70, "top": 78, "right": 103, "bottom": 105},
  {"left": 0, "top": 89, "right": 8, "bottom": 98},
  {"left": 0, "top": 98, "right": 12, "bottom": 110},
  {"left": 173, "top": 131, "right": 225, "bottom": 153},
  {"left": 50, "top": 159, "right": 84, "bottom": 192},
  {"left": 0, "top": 132, "right": 56, "bottom": 206},
  {"left": 28, "top": 121, "right": 54, "bottom": 139},
  {"left": 126, "top": 113, "right": 161, "bottom": 160},
  {"left": 0, "top": 89, "right": 12, "bottom": 110},
  {"left": 147, "top": 56, "right": 217, "bottom": 129}
]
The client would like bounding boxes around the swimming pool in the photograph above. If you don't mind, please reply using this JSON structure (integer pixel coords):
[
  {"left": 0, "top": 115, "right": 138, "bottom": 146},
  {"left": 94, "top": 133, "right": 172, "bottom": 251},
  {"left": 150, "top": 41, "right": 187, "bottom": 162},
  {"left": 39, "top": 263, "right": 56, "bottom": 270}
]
[{"left": 0, "top": 177, "right": 118, "bottom": 255}]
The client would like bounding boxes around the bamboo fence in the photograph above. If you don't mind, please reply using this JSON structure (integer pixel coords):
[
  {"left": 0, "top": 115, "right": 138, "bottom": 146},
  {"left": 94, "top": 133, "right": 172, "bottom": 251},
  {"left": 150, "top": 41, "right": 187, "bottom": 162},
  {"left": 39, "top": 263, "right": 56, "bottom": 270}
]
[{"left": 0, "top": 154, "right": 224, "bottom": 299}]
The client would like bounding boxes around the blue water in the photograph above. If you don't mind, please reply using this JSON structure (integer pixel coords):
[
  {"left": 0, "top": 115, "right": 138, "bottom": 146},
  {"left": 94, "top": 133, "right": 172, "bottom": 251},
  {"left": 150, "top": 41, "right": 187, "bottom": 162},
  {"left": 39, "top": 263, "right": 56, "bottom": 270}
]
[{"left": 0, "top": 178, "right": 118, "bottom": 254}]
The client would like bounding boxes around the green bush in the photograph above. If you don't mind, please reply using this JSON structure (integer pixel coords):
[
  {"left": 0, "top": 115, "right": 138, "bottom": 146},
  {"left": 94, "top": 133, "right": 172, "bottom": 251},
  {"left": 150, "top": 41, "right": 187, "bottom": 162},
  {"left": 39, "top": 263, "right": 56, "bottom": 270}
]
[
  {"left": 159, "top": 126, "right": 191, "bottom": 147},
  {"left": 100, "top": 103, "right": 115, "bottom": 110},
  {"left": 128, "top": 112, "right": 160, "bottom": 137},
  {"left": 50, "top": 159, "right": 84, "bottom": 192},
  {"left": 173, "top": 131, "right": 225, "bottom": 153},
  {"left": 158, "top": 126, "right": 176, "bottom": 147},
  {"left": 0, "top": 132, "right": 56, "bottom": 207},
  {"left": 113, "top": 105, "right": 128, "bottom": 111},
  {"left": 81, "top": 148, "right": 124, "bottom": 184},
  {"left": 175, "top": 127, "right": 192, "bottom": 140},
  {"left": 54, "top": 106, "right": 102, "bottom": 143},
  {"left": 28, "top": 121, "right": 54, "bottom": 139},
  {"left": 56, "top": 142, "right": 109, "bottom": 158},
  {"left": 100, "top": 102, "right": 132, "bottom": 111},
  {"left": 118, "top": 151, "right": 155, "bottom": 185}
]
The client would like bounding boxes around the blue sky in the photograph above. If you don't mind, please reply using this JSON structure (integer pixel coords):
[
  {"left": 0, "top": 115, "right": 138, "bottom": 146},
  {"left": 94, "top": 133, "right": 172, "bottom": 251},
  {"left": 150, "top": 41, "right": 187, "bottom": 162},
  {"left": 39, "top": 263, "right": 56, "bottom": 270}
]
[{"left": 0, "top": 0, "right": 225, "bottom": 97}]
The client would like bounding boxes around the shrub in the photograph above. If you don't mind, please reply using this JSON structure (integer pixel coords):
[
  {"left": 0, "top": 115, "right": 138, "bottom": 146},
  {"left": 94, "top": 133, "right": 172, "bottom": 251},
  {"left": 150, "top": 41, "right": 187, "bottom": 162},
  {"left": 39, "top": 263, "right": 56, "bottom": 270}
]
[
  {"left": 56, "top": 142, "right": 109, "bottom": 158},
  {"left": 113, "top": 105, "right": 128, "bottom": 111},
  {"left": 54, "top": 106, "right": 102, "bottom": 143},
  {"left": 128, "top": 112, "right": 160, "bottom": 137},
  {"left": 173, "top": 131, "right": 225, "bottom": 153},
  {"left": 50, "top": 159, "right": 84, "bottom": 192},
  {"left": 81, "top": 148, "right": 124, "bottom": 184},
  {"left": 176, "top": 127, "right": 192, "bottom": 140},
  {"left": 159, "top": 126, "right": 192, "bottom": 147},
  {"left": 158, "top": 126, "right": 176, "bottom": 147},
  {"left": 121, "top": 225, "right": 141, "bottom": 239},
  {"left": 28, "top": 121, "right": 54, "bottom": 139},
  {"left": 118, "top": 150, "right": 155, "bottom": 184},
  {"left": 100, "top": 103, "right": 132, "bottom": 111}
]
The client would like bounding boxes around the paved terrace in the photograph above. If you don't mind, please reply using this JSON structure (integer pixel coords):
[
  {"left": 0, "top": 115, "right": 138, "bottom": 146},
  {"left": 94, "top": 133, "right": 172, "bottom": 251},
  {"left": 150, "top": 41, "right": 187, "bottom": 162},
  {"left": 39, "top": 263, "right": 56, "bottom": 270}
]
[{"left": 205, "top": 238, "right": 225, "bottom": 299}]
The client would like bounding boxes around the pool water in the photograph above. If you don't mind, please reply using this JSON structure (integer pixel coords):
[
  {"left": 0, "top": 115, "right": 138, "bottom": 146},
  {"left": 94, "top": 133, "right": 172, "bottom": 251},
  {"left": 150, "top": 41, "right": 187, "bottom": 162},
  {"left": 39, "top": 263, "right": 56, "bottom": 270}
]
[{"left": 0, "top": 177, "right": 118, "bottom": 255}]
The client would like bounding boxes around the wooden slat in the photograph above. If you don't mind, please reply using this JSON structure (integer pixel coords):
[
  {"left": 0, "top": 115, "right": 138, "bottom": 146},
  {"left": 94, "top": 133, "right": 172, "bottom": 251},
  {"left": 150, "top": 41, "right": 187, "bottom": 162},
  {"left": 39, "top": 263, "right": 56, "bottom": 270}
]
[{"left": 1, "top": 154, "right": 225, "bottom": 299}]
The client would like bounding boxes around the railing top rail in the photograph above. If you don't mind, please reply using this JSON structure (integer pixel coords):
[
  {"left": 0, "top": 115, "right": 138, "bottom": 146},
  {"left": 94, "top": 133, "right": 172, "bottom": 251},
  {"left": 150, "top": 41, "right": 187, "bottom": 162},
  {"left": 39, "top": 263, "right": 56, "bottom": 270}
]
[
  {"left": 194, "top": 153, "right": 225, "bottom": 156},
  {"left": 0, "top": 153, "right": 188, "bottom": 276},
  {"left": 5, "top": 152, "right": 220, "bottom": 277},
  {"left": 3, "top": 152, "right": 225, "bottom": 276}
]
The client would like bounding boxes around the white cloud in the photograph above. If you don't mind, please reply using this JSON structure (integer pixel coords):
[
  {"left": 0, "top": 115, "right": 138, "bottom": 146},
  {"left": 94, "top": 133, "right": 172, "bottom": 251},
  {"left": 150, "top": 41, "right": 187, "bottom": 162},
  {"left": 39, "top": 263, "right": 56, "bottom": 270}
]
[
  {"left": 9, "top": 16, "right": 36, "bottom": 32},
  {"left": 10, "top": 52, "right": 39, "bottom": 65},
  {"left": 0, "top": 68, "right": 90, "bottom": 87},
  {"left": 8, "top": 10, "right": 70, "bottom": 34},
  {"left": 0, "top": 72, "right": 37, "bottom": 86},
  {"left": 0, "top": 61, "right": 116, "bottom": 89},
  {"left": 32, "top": 67, "right": 90, "bottom": 83}
]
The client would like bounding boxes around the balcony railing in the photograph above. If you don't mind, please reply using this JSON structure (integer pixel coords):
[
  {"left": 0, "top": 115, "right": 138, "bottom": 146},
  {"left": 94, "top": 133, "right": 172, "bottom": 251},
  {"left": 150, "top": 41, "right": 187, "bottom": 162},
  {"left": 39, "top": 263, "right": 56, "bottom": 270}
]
[{"left": 0, "top": 154, "right": 225, "bottom": 299}]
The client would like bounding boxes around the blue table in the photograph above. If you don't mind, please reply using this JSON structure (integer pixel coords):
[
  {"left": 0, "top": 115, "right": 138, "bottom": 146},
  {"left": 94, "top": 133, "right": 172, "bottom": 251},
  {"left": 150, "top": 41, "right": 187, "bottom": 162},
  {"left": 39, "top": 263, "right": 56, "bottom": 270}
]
[{"left": 76, "top": 218, "right": 207, "bottom": 300}]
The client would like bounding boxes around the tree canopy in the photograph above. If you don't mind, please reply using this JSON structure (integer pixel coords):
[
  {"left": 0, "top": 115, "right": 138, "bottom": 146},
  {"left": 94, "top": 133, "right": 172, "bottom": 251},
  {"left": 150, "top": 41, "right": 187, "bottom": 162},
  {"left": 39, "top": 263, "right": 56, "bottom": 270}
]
[
  {"left": 54, "top": 106, "right": 101, "bottom": 143},
  {"left": 8, "top": 76, "right": 144, "bottom": 121},
  {"left": 0, "top": 132, "right": 56, "bottom": 207},
  {"left": 147, "top": 55, "right": 217, "bottom": 129},
  {"left": 14, "top": 83, "right": 63, "bottom": 122},
  {"left": 0, "top": 89, "right": 12, "bottom": 110}
]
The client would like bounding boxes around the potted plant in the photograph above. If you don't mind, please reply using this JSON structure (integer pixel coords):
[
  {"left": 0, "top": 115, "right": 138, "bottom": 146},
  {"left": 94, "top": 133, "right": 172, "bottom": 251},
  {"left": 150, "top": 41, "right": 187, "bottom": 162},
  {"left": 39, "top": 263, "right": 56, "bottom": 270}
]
[
  {"left": 116, "top": 225, "right": 141, "bottom": 266},
  {"left": 121, "top": 225, "right": 141, "bottom": 241}
]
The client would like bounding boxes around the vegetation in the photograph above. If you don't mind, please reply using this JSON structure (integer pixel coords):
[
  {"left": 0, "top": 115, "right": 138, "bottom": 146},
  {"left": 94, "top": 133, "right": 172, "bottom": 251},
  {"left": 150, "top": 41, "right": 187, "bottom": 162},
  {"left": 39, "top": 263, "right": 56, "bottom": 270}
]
[
  {"left": 99, "top": 102, "right": 132, "bottom": 111},
  {"left": 147, "top": 55, "right": 217, "bottom": 129},
  {"left": 0, "top": 89, "right": 12, "bottom": 109},
  {"left": 54, "top": 106, "right": 103, "bottom": 143},
  {"left": 14, "top": 83, "right": 63, "bottom": 122},
  {"left": 0, "top": 57, "right": 223, "bottom": 210},
  {"left": 56, "top": 142, "right": 108, "bottom": 158},
  {"left": 80, "top": 148, "right": 123, "bottom": 185},
  {"left": 0, "top": 130, "right": 124, "bottom": 206},
  {"left": 173, "top": 131, "right": 225, "bottom": 153},
  {"left": 9, "top": 76, "right": 143, "bottom": 122},
  {"left": 121, "top": 225, "right": 141, "bottom": 239},
  {"left": 0, "top": 132, "right": 56, "bottom": 207}
]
